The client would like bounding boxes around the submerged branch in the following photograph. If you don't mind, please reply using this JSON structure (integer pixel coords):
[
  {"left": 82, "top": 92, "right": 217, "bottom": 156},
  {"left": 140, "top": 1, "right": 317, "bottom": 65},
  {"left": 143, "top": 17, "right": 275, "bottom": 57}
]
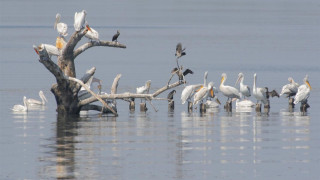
[
  {"left": 80, "top": 104, "right": 114, "bottom": 113},
  {"left": 67, "top": 76, "right": 118, "bottom": 116},
  {"left": 78, "top": 81, "right": 185, "bottom": 106},
  {"left": 74, "top": 41, "right": 127, "bottom": 58}
]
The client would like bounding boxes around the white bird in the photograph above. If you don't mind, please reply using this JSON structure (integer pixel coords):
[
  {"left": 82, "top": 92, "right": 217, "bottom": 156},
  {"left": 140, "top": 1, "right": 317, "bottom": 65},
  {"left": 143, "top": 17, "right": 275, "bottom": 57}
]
[
  {"left": 236, "top": 99, "right": 255, "bottom": 107},
  {"left": 54, "top": 13, "right": 68, "bottom": 37},
  {"left": 85, "top": 22, "right": 99, "bottom": 42},
  {"left": 181, "top": 71, "right": 208, "bottom": 104},
  {"left": 137, "top": 80, "right": 151, "bottom": 103},
  {"left": 252, "top": 73, "right": 267, "bottom": 104},
  {"left": 294, "top": 75, "right": 311, "bottom": 105},
  {"left": 205, "top": 98, "right": 221, "bottom": 108},
  {"left": 280, "top": 77, "right": 299, "bottom": 98},
  {"left": 219, "top": 73, "right": 240, "bottom": 102},
  {"left": 181, "top": 84, "right": 203, "bottom": 104},
  {"left": 235, "top": 72, "right": 251, "bottom": 99},
  {"left": 193, "top": 82, "right": 214, "bottom": 105},
  {"left": 27, "top": 91, "right": 48, "bottom": 106},
  {"left": 12, "top": 96, "right": 28, "bottom": 112},
  {"left": 33, "top": 44, "right": 60, "bottom": 57},
  {"left": 74, "top": 10, "right": 87, "bottom": 31}
]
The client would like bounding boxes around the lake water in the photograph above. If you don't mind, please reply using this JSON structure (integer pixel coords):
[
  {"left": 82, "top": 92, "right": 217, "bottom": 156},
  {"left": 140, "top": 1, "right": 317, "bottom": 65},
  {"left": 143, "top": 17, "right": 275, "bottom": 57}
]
[{"left": 1, "top": 0, "right": 320, "bottom": 179}]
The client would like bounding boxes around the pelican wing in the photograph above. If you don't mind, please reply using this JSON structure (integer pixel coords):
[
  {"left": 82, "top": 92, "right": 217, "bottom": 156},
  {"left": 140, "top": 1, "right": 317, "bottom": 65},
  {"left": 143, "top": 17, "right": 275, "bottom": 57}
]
[
  {"left": 294, "top": 85, "right": 310, "bottom": 104},
  {"left": 57, "top": 23, "right": 68, "bottom": 36},
  {"left": 27, "top": 98, "right": 42, "bottom": 105},
  {"left": 193, "top": 87, "right": 208, "bottom": 105}
]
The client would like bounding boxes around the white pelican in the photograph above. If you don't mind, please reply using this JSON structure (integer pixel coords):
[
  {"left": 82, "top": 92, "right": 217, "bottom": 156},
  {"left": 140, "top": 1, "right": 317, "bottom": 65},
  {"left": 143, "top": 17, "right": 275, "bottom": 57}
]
[
  {"left": 219, "top": 73, "right": 240, "bottom": 102},
  {"left": 85, "top": 22, "right": 99, "bottom": 42},
  {"left": 193, "top": 82, "right": 214, "bottom": 105},
  {"left": 235, "top": 72, "right": 251, "bottom": 99},
  {"left": 181, "top": 71, "right": 208, "bottom": 104},
  {"left": 56, "top": 36, "right": 66, "bottom": 50},
  {"left": 181, "top": 84, "right": 203, "bottom": 104},
  {"left": 27, "top": 91, "right": 48, "bottom": 106},
  {"left": 112, "top": 30, "right": 120, "bottom": 42},
  {"left": 252, "top": 73, "right": 267, "bottom": 104},
  {"left": 33, "top": 44, "right": 60, "bottom": 57},
  {"left": 236, "top": 99, "right": 255, "bottom": 107},
  {"left": 205, "top": 98, "right": 221, "bottom": 108},
  {"left": 294, "top": 75, "right": 311, "bottom": 105},
  {"left": 12, "top": 96, "right": 28, "bottom": 112},
  {"left": 137, "top": 80, "right": 151, "bottom": 103},
  {"left": 280, "top": 77, "right": 299, "bottom": 98},
  {"left": 74, "top": 10, "right": 87, "bottom": 31},
  {"left": 54, "top": 13, "right": 68, "bottom": 37}
]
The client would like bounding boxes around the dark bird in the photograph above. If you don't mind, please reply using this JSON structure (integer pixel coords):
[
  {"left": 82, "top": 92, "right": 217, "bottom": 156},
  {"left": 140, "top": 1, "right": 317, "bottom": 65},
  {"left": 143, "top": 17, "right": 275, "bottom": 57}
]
[
  {"left": 112, "top": 30, "right": 120, "bottom": 42},
  {"left": 175, "top": 43, "right": 186, "bottom": 68},
  {"left": 175, "top": 43, "right": 186, "bottom": 58},
  {"left": 167, "top": 90, "right": 176, "bottom": 102},
  {"left": 265, "top": 87, "right": 280, "bottom": 99},
  {"left": 171, "top": 66, "right": 193, "bottom": 81}
]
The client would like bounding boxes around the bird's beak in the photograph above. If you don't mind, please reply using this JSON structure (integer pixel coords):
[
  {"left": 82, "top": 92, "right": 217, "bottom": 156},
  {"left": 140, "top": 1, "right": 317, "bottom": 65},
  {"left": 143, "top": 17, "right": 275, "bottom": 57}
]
[
  {"left": 216, "top": 98, "right": 221, "bottom": 105},
  {"left": 220, "top": 77, "right": 224, "bottom": 85},
  {"left": 33, "top": 45, "right": 39, "bottom": 55},
  {"left": 235, "top": 76, "right": 241, "bottom": 86},
  {"left": 210, "top": 88, "right": 214, "bottom": 97},
  {"left": 306, "top": 80, "right": 312, "bottom": 90},
  {"left": 195, "top": 86, "right": 203, "bottom": 92},
  {"left": 86, "top": 25, "right": 92, "bottom": 32}
]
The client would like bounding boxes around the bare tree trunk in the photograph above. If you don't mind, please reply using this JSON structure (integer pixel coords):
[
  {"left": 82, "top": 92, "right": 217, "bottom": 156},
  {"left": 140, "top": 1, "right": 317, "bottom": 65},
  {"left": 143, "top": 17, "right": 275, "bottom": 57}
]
[{"left": 36, "top": 27, "right": 126, "bottom": 116}]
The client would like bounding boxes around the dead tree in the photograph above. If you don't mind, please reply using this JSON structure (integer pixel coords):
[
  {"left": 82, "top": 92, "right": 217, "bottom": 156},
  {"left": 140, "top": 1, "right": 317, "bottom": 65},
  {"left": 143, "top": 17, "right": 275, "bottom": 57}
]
[
  {"left": 34, "top": 20, "right": 184, "bottom": 116},
  {"left": 35, "top": 25, "right": 126, "bottom": 116}
]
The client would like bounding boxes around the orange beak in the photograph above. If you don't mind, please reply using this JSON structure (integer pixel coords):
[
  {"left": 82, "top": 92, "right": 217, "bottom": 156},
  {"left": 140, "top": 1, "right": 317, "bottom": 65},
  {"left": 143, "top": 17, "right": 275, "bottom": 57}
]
[
  {"left": 210, "top": 88, "right": 214, "bottom": 97},
  {"left": 86, "top": 25, "right": 92, "bottom": 32},
  {"left": 306, "top": 80, "right": 312, "bottom": 90},
  {"left": 34, "top": 48, "right": 39, "bottom": 55}
]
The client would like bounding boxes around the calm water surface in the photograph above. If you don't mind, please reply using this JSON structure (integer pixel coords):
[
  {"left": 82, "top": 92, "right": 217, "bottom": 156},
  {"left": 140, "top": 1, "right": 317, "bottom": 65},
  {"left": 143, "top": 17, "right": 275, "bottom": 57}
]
[{"left": 1, "top": 0, "right": 320, "bottom": 179}]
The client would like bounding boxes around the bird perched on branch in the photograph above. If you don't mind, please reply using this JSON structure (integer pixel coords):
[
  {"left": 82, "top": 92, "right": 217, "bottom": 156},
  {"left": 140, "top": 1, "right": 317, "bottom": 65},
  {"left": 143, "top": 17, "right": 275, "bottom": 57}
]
[
  {"left": 171, "top": 66, "right": 193, "bottom": 81},
  {"left": 265, "top": 87, "right": 279, "bottom": 99},
  {"left": 85, "top": 21, "right": 99, "bottom": 42},
  {"left": 280, "top": 77, "right": 299, "bottom": 98},
  {"left": 136, "top": 80, "right": 151, "bottom": 103},
  {"left": 74, "top": 10, "right": 87, "bottom": 31},
  {"left": 54, "top": 13, "right": 68, "bottom": 37},
  {"left": 112, "top": 30, "right": 120, "bottom": 42},
  {"left": 33, "top": 44, "right": 60, "bottom": 58},
  {"left": 175, "top": 43, "right": 186, "bottom": 68},
  {"left": 167, "top": 90, "right": 176, "bottom": 102},
  {"left": 219, "top": 73, "right": 240, "bottom": 103},
  {"left": 235, "top": 72, "right": 251, "bottom": 99},
  {"left": 294, "top": 75, "right": 311, "bottom": 105}
]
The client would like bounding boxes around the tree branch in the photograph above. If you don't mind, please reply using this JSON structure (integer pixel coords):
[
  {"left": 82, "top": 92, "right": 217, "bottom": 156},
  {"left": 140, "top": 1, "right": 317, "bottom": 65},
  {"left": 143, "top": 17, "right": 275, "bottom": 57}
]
[
  {"left": 39, "top": 57, "right": 66, "bottom": 84},
  {"left": 80, "top": 104, "right": 114, "bottom": 113},
  {"left": 62, "top": 29, "right": 88, "bottom": 58},
  {"left": 74, "top": 67, "right": 96, "bottom": 93},
  {"left": 74, "top": 41, "right": 127, "bottom": 58},
  {"left": 67, "top": 76, "right": 118, "bottom": 116},
  {"left": 78, "top": 80, "right": 185, "bottom": 106}
]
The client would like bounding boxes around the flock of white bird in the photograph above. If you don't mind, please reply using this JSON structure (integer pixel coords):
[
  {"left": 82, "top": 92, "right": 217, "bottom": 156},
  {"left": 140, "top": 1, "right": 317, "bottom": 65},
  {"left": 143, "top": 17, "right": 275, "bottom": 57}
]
[
  {"left": 33, "top": 10, "right": 120, "bottom": 57},
  {"left": 179, "top": 71, "right": 311, "bottom": 110},
  {"left": 12, "top": 91, "right": 48, "bottom": 112}
]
